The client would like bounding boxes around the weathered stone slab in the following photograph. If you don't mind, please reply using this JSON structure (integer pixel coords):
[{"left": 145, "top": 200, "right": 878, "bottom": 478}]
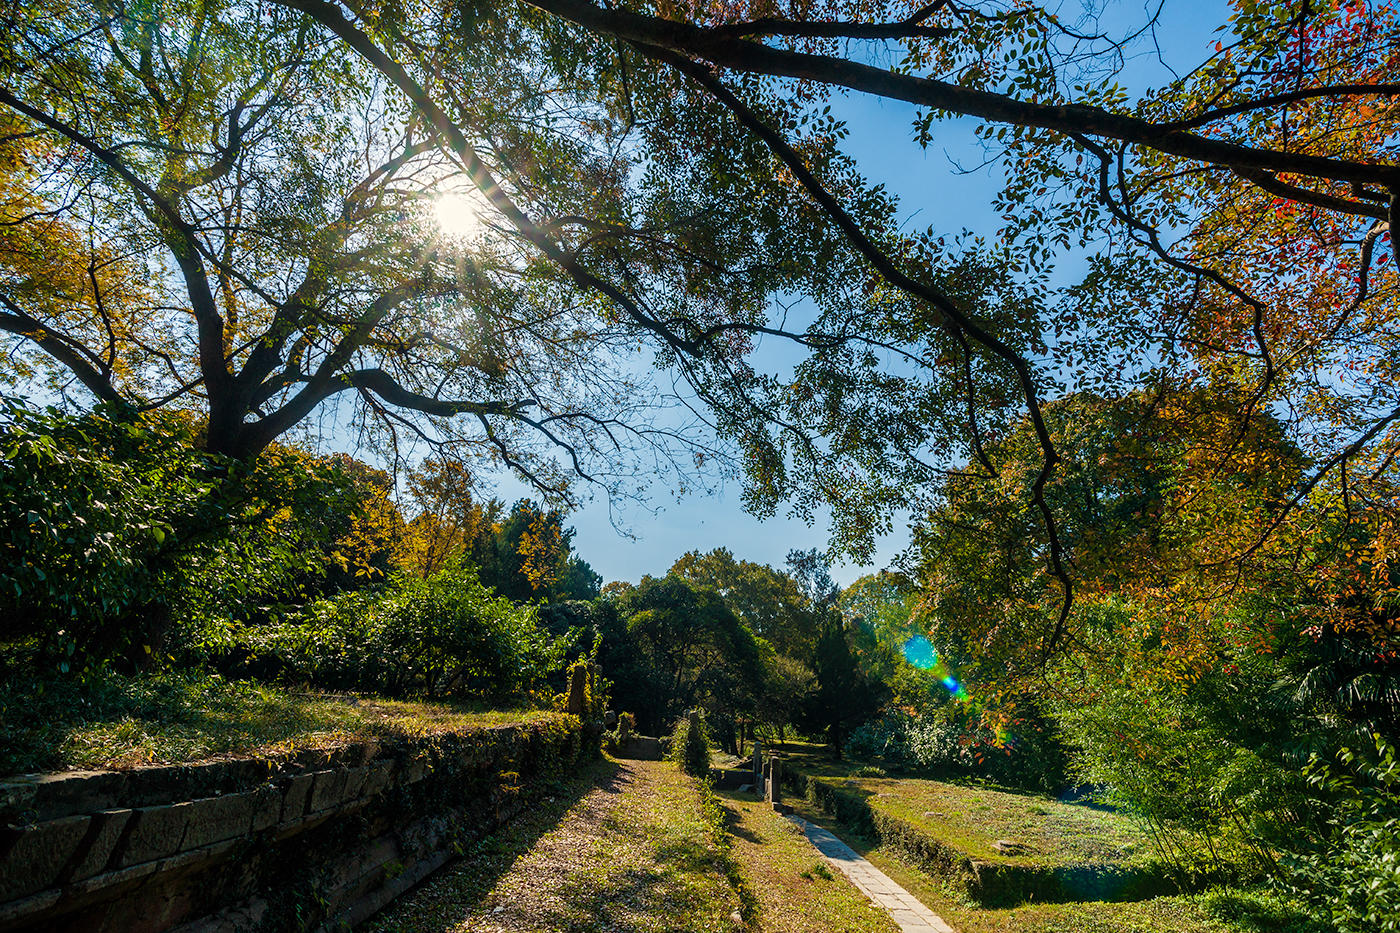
[
  {"left": 0, "top": 886, "right": 62, "bottom": 928},
  {"left": 248, "top": 786, "right": 281, "bottom": 834},
  {"left": 63, "top": 809, "right": 133, "bottom": 883},
  {"left": 340, "top": 766, "right": 369, "bottom": 804},
  {"left": 181, "top": 794, "right": 256, "bottom": 851},
  {"left": 0, "top": 771, "right": 126, "bottom": 824},
  {"left": 279, "top": 773, "right": 314, "bottom": 823},
  {"left": 115, "top": 801, "right": 192, "bottom": 868},
  {"left": 308, "top": 770, "right": 346, "bottom": 814},
  {"left": 0, "top": 814, "right": 91, "bottom": 901},
  {"left": 360, "top": 760, "right": 395, "bottom": 799}
]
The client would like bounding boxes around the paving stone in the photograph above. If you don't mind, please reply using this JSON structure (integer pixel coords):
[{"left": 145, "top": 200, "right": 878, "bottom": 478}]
[{"left": 785, "top": 814, "right": 959, "bottom": 933}]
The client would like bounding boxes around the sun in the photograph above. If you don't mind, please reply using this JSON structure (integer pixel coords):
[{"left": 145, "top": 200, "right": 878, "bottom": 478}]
[{"left": 432, "top": 189, "right": 484, "bottom": 241}]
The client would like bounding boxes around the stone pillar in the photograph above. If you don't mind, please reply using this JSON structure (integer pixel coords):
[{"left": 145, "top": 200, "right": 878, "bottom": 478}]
[
  {"left": 566, "top": 664, "right": 587, "bottom": 716},
  {"left": 765, "top": 756, "right": 782, "bottom": 805},
  {"left": 752, "top": 743, "right": 763, "bottom": 789}
]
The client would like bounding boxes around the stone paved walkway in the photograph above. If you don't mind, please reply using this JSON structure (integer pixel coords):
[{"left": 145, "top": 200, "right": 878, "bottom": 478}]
[{"left": 784, "top": 815, "right": 957, "bottom": 933}]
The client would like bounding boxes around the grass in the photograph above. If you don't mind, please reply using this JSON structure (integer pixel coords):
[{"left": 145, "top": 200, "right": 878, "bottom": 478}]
[
  {"left": 0, "top": 668, "right": 561, "bottom": 774},
  {"left": 851, "top": 776, "right": 1152, "bottom": 868},
  {"left": 714, "top": 788, "right": 899, "bottom": 932},
  {"left": 783, "top": 795, "right": 1323, "bottom": 933},
  {"left": 776, "top": 743, "right": 1151, "bottom": 869},
  {"left": 866, "top": 846, "right": 1323, "bottom": 933},
  {"left": 370, "top": 758, "right": 745, "bottom": 932}
]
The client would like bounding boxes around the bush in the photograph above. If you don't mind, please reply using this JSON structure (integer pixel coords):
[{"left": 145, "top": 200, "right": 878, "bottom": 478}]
[
  {"left": 670, "top": 711, "right": 711, "bottom": 777},
  {"left": 0, "top": 400, "right": 358, "bottom": 668},
  {"left": 605, "top": 711, "right": 635, "bottom": 755},
  {"left": 218, "top": 563, "right": 565, "bottom": 699},
  {"left": 851, "top": 765, "right": 887, "bottom": 778},
  {"left": 1279, "top": 734, "right": 1400, "bottom": 933},
  {"left": 845, "top": 705, "right": 1068, "bottom": 793}
]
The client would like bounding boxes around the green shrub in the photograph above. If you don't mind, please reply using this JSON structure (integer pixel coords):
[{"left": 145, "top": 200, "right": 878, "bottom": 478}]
[
  {"left": 851, "top": 764, "right": 887, "bottom": 777},
  {"left": 845, "top": 704, "right": 1068, "bottom": 793},
  {"left": 669, "top": 711, "right": 711, "bottom": 777},
  {"left": 222, "top": 563, "right": 565, "bottom": 699},
  {"left": 553, "top": 658, "right": 607, "bottom": 719},
  {"left": 1278, "top": 734, "right": 1400, "bottom": 933},
  {"left": 0, "top": 400, "right": 357, "bottom": 668},
  {"left": 605, "top": 711, "right": 636, "bottom": 754}
]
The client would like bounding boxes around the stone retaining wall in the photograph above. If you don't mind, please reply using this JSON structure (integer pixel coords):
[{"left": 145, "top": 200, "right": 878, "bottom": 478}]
[{"left": 0, "top": 714, "right": 586, "bottom": 932}]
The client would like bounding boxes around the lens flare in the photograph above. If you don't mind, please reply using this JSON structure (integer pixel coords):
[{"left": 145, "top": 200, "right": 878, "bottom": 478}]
[
  {"left": 902, "top": 635, "right": 937, "bottom": 670},
  {"left": 900, "top": 634, "right": 1014, "bottom": 752}
]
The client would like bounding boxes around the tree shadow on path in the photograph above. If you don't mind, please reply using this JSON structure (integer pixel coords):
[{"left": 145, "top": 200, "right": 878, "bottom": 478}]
[{"left": 367, "top": 757, "right": 623, "bottom": 932}]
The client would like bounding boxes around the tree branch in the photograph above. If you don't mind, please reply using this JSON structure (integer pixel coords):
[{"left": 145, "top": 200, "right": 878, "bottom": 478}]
[
  {"left": 647, "top": 46, "right": 1074, "bottom": 653},
  {"left": 525, "top": 0, "right": 1400, "bottom": 189},
  {"left": 0, "top": 88, "right": 231, "bottom": 395},
  {"left": 0, "top": 298, "right": 122, "bottom": 402},
  {"left": 1234, "top": 168, "right": 1389, "bottom": 220}
]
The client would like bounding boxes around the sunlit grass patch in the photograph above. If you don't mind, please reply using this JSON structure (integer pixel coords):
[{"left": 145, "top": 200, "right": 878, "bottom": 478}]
[
  {"left": 0, "top": 668, "right": 557, "bottom": 774},
  {"left": 715, "top": 787, "right": 898, "bottom": 932},
  {"left": 858, "top": 777, "right": 1152, "bottom": 868},
  {"left": 777, "top": 744, "right": 1155, "bottom": 870},
  {"left": 865, "top": 844, "right": 1321, "bottom": 933},
  {"left": 369, "top": 759, "right": 743, "bottom": 933}
]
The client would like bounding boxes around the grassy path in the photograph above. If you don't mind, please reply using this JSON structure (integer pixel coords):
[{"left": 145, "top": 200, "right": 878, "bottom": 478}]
[
  {"left": 368, "top": 758, "right": 904, "bottom": 933},
  {"left": 371, "top": 758, "right": 740, "bottom": 932}
]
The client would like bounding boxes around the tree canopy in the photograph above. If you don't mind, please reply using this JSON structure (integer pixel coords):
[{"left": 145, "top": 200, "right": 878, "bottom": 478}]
[{"left": 4, "top": 0, "right": 1399, "bottom": 640}]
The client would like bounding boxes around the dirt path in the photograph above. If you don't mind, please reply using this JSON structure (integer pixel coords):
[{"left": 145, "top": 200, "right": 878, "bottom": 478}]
[{"left": 370, "top": 758, "right": 741, "bottom": 933}]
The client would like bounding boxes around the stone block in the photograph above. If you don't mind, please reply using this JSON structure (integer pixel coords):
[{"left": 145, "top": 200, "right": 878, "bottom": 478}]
[
  {"left": 0, "top": 885, "right": 62, "bottom": 928},
  {"left": 0, "top": 814, "right": 91, "bottom": 901},
  {"left": 115, "top": 801, "right": 192, "bottom": 868},
  {"left": 279, "top": 773, "right": 315, "bottom": 823},
  {"left": 249, "top": 785, "right": 282, "bottom": 833},
  {"left": 64, "top": 854, "right": 163, "bottom": 900},
  {"left": 181, "top": 794, "right": 257, "bottom": 851},
  {"left": 0, "top": 770, "right": 126, "bottom": 823},
  {"left": 400, "top": 757, "right": 428, "bottom": 785},
  {"left": 340, "top": 766, "right": 370, "bottom": 804},
  {"left": 63, "top": 808, "right": 133, "bottom": 883},
  {"left": 0, "top": 780, "right": 38, "bottom": 826},
  {"left": 360, "top": 760, "right": 395, "bottom": 798},
  {"left": 308, "top": 770, "right": 346, "bottom": 813},
  {"left": 290, "top": 748, "right": 333, "bottom": 771}
]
